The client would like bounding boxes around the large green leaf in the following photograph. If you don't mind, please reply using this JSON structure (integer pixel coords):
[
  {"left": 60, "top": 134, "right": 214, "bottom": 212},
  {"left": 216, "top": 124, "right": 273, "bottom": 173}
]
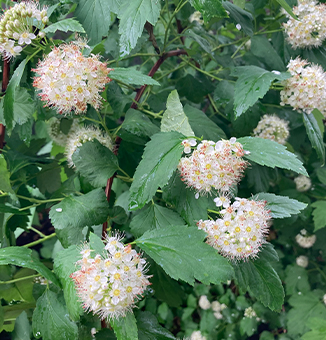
[
  {"left": 109, "top": 68, "right": 160, "bottom": 86},
  {"left": 238, "top": 136, "right": 308, "bottom": 176},
  {"left": 303, "top": 111, "right": 325, "bottom": 165},
  {"left": 137, "top": 311, "right": 175, "bottom": 339},
  {"left": 161, "top": 90, "right": 194, "bottom": 137},
  {"left": 111, "top": 312, "right": 138, "bottom": 340},
  {"left": 231, "top": 66, "right": 290, "bottom": 118},
  {"left": 72, "top": 140, "right": 119, "bottom": 188},
  {"left": 189, "top": 0, "right": 228, "bottom": 22},
  {"left": 53, "top": 245, "right": 83, "bottom": 321},
  {"left": 0, "top": 247, "right": 60, "bottom": 287},
  {"left": 254, "top": 193, "right": 307, "bottom": 219},
  {"left": 118, "top": 0, "right": 161, "bottom": 56},
  {"left": 32, "top": 290, "right": 78, "bottom": 340},
  {"left": 129, "top": 132, "right": 185, "bottom": 210},
  {"left": 43, "top": 18, "right": 85, "bottom": 33},
  {"left": 49, "top": 188, "right": 109, "bottom": 247},
  {"left": 311, "top": 201, "right": 326, "bottom": 232},
  {"left": 136, "top": 225, "right": 234, "bottom": 285},
  {"left": 0, "top": 155, "right": 14, "bottom": 194},
  {"left": 184, "top": 104, "right": 226, "bottom": 140},
  {"left": 302, "top": 318, "right": 326, "bottom": 340},
  {"left": 233, "top": 244, "right": 284, "bottom": 311},
  {"left": 74, "top": 0, "right": 114, "bottom": 44}
]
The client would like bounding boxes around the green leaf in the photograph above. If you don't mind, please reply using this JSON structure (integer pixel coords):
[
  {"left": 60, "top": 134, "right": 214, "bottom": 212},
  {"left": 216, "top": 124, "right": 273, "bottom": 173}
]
[
  {"left": 89, "top": 232, "right": 105, "bottom": 254},
  {"left": 111, "top": 312, "right": 138, "bottom": 340},
  {"left": 137, "top": 311, "right": 175, "bottom": 339},
  {"left": 311, "top": 201, "right": 326, "bottom": 232},
  {"left": 189, "top": 0, "right": 228, "bottom": 22},
  {"left": 136, "top": 225, "right": 234, "bottom": 285},
  {"left": 0, "top": 154, "right": 14, "bottom": 194},
  {"left": 109, "top": 68, "right": 160, "bottom": 86},
  {"left": 118, "top": 0, "right": 161, "bottom": 56},
  {"left": 74, "top": 0, "right": 113, "bottom": 44},
  {"left": 49, "top": 188, "right": 109, "bottom": 247},
  {"left": 275, "top": 0, "right": 297, "bottom": 19},
  {"left": 316, "top": 167, "right": 326, "bottom": 185},
  {"left": 222, "top": 1, "right": 254, "bottom": 36},
  {"left": 303, "top": 111, "right": 325, "bottom": 165},
  {"left": 284, "top": 265, "right": 310, "bottom": 296},
  {"left": 72, "top": 140, "right": 119, "bottom": 188},
  {"left": 0, "top": 304, "right": 3, "bottom": 332},
  {"left": 0, "top": 247, "right": 60, "bottom": 287},
  {"left": 12, "top": 311, "right": 31, "bottom": 340},
  {"left": 184, "top": 104, "right": 226, "bottom": 140},
  {"left": 161, "top": 91, "right": 194, "bottom": 137},
  {"left": 233, "top": 244, "right": 284, "bottom": 311},
  {"left": 302, "top": 318, "right": 326, "bottom": 340},
  {"left": 238, "top": 136, "right": 308, "bottom": 176},
  {"left": 130, "top": 203, "right": 185, "bottom": 237},
  {"left": 287, "top": 292, "right": 326, "bottom": 337},
  {"left": 43, "top": 18, "right": 85, "bottom": 33},
  {"left": 32, "top": 289, "right": 78, "bottom": 340},
  {"left": 53, "top": 245, "right": 83, "bottom": 321},
  {"left": 231, "top": 66, "right": 290, "bottom": 118},
  {"left": 240, "top": 317, "right": 258, "bottom": 337},
  {"left": 3, "top": 59, "right": 27, "bottom": 130},
  {"left": 254, "top": 193, "right": 307, "bottom": 219},
  {"left": 129, "top": 131, "right": 185, "bottom": 210}
]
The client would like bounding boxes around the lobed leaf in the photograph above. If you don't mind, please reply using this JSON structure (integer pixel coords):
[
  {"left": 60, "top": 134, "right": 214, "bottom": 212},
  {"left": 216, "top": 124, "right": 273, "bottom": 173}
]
[
  {"left": 111, "top": 312, "right": 138, "bottom": 340},
  {"left": 43, "top": 18, "right": 85, "bottom": 33}
]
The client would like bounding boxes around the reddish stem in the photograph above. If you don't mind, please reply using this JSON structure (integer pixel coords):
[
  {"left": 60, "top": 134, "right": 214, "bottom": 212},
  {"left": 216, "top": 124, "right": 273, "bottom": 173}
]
[{"left": 0, "top": 59, "right": 10, "bottom": 152}]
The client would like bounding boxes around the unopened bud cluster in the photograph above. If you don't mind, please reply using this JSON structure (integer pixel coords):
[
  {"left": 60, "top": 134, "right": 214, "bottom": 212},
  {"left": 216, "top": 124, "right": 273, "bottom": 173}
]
[
  {"left": 295, "top": 229, "right": 316, "bottom": 248},
  {"left": 70, "top": 235, "right": 151, "bottom": 320},
  {"left": 294, "top": 174, "right": 311, "bottom": 192},
  {"left": 280, "top": 57, "right": 326, "bottom": 116},
  {"left": 0, "top": 1, "right": 48, "bottom": 59},
  {"left": 33, "top": 40, "right": 112, "bottom": 114},
  {"left": 253, "top": 114, "right": 289, "bottom": 145},
  {"left": 197, "top": 197, "right": 271, "bottom": 260},
  {"left": 65, "top": 125, "right": 113, "bottom": 167},
  {"left": 178, "top": 138, "right": 248, "bottom": 197},
  {"left": 296, "top": 255, "right": 309, "bottom": 268},
  {"left": 283, "top": 0, "right": 326, "bottom": 49}
]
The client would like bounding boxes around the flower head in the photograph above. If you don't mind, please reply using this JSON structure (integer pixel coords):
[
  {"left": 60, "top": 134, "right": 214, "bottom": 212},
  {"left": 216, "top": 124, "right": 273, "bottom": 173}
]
[
  {"left": 189, "top": 11, "right": 204, "bottom": 25},
  {"left": 295, "top": 229, "right": 316, "bottom": 248},
  {"left": 178, "top": 138, "right": 248, "bottom": 196},
  {"left": 198, "top": 295, "right": 211, "bottom": 310},
  {"left": 294, "top": 175, "right": 311, "bottom": 192},
  {"left": 33, "top": 40, "right": 112, "bottom": 114},
  {"left": 190, "top": 331, "right": 207, "bottom": 340},
  {"left": 65, "top": 125, "right": 113, "bottom": 167},
  {"left": 197, "top": 198, "right": 271, "bottom": 260},
  {"left": 244, "top": 307, "right": 257, "bottom": 318},
  {"left": 280, "top": 57, "right": 326, "bottom": 116},
  {"left": 296, "top": 255, "right": 309, "bottom": 268},
  {"left": 283, "top": 0, "right": 326, "bottom": 49},
  {"left": 0, "top": 1, "right": 48, "bottom": 59},
  {"left": 253, "top": 114, "right": 290, "bottom": 145},
  {"left": 70, "top": 235, "right": 151, "bottom": 320}
]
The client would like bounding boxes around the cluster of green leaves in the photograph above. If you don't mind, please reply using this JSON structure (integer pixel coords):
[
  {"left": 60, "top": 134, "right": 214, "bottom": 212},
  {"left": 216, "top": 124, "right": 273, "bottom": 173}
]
[{"left": 0, "top": 0, "right": 325, "bottom": 339}]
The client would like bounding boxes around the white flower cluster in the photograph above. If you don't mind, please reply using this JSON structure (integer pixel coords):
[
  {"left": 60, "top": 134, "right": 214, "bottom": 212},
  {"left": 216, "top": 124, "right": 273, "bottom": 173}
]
[
  {"left": 280, "top": 57, "right": 326, "bottom": 116},
  {"left": 295, "top": 229, "right": 316, "bottom": 248},
  {"left": 197, "top": 197, "right": 271, "bottom": 260},
  {"left": 0, "top": 1, "right": 48, "bottom": 59},
  {"left": 253, "top": 114, "right": 290, "bottom": 145},
  {"left": 198, "top": 295, "right": 211, "bottom": 310},
  {"left": 244, "top": 307, "right": 257, "bottom": 318},
  {"left": 178, "top": 138, "right": 248, "bottom": 197},
  {"left": 65, "top": 125, "right": 113, "bottom": 167},
  {"left": 190, "top": 331, "right": 206, "bottom": 340},
  {"left": 33, "top": 40, "right": 112, "bottom": 114},
  {"left": 283, "top": 0, "right": 326, "bottom": 49},
  {"left": 296, "top": 255, "right": 309, "bottom": 268},
  {"left": 70, "top": 235, "right": 151, "bottom": 320},
  {"left": 294, "top": 174, "right": 311, "bottom": 192},
  {"left": 189, "top": 11, "right": 204, "bottom": 25},
  {"left": 47, "top": 117, "right": 80, "bottom": 147},
  {"left": 211, "top": 300, "right": 227, "bottom": 320}
]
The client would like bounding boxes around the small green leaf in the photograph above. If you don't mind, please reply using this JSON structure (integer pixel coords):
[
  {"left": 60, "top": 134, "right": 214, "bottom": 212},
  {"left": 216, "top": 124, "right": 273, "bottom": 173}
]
[
  {"left": 72, "top": 140, "right": 119, "bottom": 188},
  {"left": 130, "top": 203, "right": 185, "bottom": 237},
  {"left": 0, "top": 247, "right": 60, "bottom": 287},
  {"left": 89, "top": 232, "right": 105, "bottom": 254},
  {"left": 254, "top": 193, "right": 307, "bottom": 219},
  {"left": 137, "top": 311, "right": 175, "bottom": 339},
  {"left": 110, "top": 68, "right": 160, "bottom": 86},
  {"left": 303, "top": 111, "right": 325, "bottom": 165},
  {"left": 32, "top": 290, "right": 78, "bottom": 340},
  {"left": 136, "top": 225, "right": 234, "bottom": 285},
  {"left": 316, "top": 167, "right": 326, "bottom": 185},
  {"left": 302, "top": 318, "right": 326, "bottom": 340},
  {"left": 53, "top": 245, "right": 83, "bottom": 321},
  {"left": 231, "top": 66, "right": 290, "bottom": 118},
  {"left": 311, "top": 201, "right": 326, "bottom": 232},
  {"left": 284, "top": 265, "right": 310, "bottom": 296},
  {"left": 0, "top": 155, "right": 14, "bottom": 194},
  {"left": 238, "top": 136, "right": 308, "bottom": 176},
  {"left": 161, "top": 91, "right": 194, "bottom": 137},
  {"left": 43, "top": 18, "right": 85, "bottom": 33},
  {"left": 49, "top": 188, "right": 109, "bottom": 247},
  {"left": 189, "top": 0, "right": 228, "bottom": 22},
  {"left": 233, "top": 243, "right": 284, "bottom": 311},
  {"left": 12, "top": 311, "right": 31, "bottom": 340},
  {"left": 111, "top": 312, "right": 138, "bottom": 340},
  {"left": 129, "top": 132, "right": 185, "bottom": 210}
]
